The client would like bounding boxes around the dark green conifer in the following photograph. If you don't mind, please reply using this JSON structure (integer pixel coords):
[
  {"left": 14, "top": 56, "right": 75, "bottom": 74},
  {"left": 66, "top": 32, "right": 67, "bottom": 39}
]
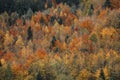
[
  {"left": 57, "top": 17, "right": 63, "bottom": 25},
  {"left": 99, "top": 68, "right": 105, "bottom": 80},
  {"left": 103, "top": 0, "right": 111, "bottom": 9},
  {"left": 27, "top": 26, "right": 33, "bottom": 41},
  {"left": 88, "top": 4, "right": 94, "bottom": 16},
  {"left": 51, "top": 36, "right": 56, "bottom": 47},
  {"left": 36, "top": 72, "right": 43, "bottom": 80},
  {"left": 5, "top": 63, "right": 13, "bottom": 80},
  {"left": 65, "top": 34, "right": 69, "bottom": 44}
]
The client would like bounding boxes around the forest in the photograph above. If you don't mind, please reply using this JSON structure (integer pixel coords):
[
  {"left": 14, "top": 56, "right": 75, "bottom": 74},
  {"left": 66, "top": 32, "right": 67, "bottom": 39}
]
[{"left": 0, "top": 0, "right": 120, "bottom": 80}]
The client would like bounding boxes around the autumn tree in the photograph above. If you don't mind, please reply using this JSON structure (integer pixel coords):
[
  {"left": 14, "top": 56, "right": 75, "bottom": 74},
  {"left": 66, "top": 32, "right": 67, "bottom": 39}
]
[
  {"left": 15, "top": 35, "right": 24, "bottom": 51},
  {"left": 4, "top": 31, "right": 14, "bottom": 52}
]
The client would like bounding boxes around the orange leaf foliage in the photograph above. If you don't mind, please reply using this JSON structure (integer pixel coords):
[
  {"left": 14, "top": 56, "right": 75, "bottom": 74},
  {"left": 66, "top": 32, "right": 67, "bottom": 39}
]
[
  {"left": 3, "top": 52, "right": 16, "bottom": 62},
  {"left": 35, "top": 23, "right": 41, "bottom": 32},
  {"left": 80, "top": 19, "right": 93, "bottom": 32},
  {"left": 35, "top": 49, "right": 47, "bottom": 59},
  {"left": 9, "top": 28, "right": 18, "bottom": 37},
  {"left": 55, "top": 40, "right": 62, "bottom": 49},
  {"left": 98, "top": 9, "right": 108, "bottom": 19},
  {"left": 69, "top": 37, "right": 80, "bottom": 51},
  {"left": 16, "top": 19, "right": 23, "bottom": 26},
  {"left": 65, "top": 14, "right": 76, "bottom": 26},
  {"left": 32, "top": 12, "right": 41, "bottom": 23},
  {"left": 64, "top": 26, "right": 71, "bottom": 34},
  {"left": 42, "top": 14, "right": 49, "bottom": 24}
]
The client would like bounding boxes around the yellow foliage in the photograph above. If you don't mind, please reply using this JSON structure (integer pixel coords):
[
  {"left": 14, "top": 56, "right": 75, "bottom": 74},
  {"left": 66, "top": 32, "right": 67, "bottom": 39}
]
[
  {"left": 54, "top": 54, "right": 61, "bottom": 62},
  {"left": 95, "top": 69, "right": 100, "bottom": 79},
  {"left": 76, "top": 69, "right": 90, "bottom": 80},
  {"left": 15, "top": 35, "right": 24, "bottom": 48},
  {"left": 4, "top": 31, "right": 13, "bottom": 46},
  {"left": 11, "top": 61, "right": 18, "bottom": 74},
  {"left": 103, "top": 67, "right": 109, "bottom": 79},
  {"left": 35, "top": 23, "right": 41, "bottom": 32},
  {"left": 0, "top": 58, "right": 6, "bottom": 66},
  {"left": 101, "top": 27, "right": 116, "bottom": 38},
  {"left": 62, "top": 42, "right": 67, "bottom": 50}
]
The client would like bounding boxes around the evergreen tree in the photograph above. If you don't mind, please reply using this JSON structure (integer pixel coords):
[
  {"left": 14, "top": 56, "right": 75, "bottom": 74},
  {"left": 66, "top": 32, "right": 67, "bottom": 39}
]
[
  {"left": 99, "top": 68, "right": 105, "bottom": 80},
  {"left": 5, "top": 63, "right": 13, "bottom": 80},
  {"left": 27, "top": 26, "right": 33, "bottom": 41},
  {"left": 57, "top": 17, "right": 63, "bottom": 25},
  {"left": 51, "top": 36, "right": 57, "bottom": 47},
  {"left": 103, "top": 0, "right": 111, "bottom": 9},
  {"left": 88, "top": 4, "right": 94, "bottom": 16},
  {"left": 50, "top": 16, "right": 56, "bottom": 25},
  {"left": 65, "top": 34, "right": 69, "bottom": 44},
  {"left": 36, "top": 72, "right": 43, "bottom": 80},
  {"left": 26, "top": 8, "right": 33, "bottom": 19}
]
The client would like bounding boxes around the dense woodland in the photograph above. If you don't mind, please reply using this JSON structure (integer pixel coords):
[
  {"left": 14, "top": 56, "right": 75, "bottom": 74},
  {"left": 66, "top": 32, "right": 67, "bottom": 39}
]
[{"left": 0, "top": 0, "right": 120, "bottom": 80}]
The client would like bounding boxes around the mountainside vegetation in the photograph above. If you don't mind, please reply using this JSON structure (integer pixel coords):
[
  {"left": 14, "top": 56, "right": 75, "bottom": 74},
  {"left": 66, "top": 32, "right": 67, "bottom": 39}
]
[{"left": 0, "top": 0, "right": 120, "bottom": 80}]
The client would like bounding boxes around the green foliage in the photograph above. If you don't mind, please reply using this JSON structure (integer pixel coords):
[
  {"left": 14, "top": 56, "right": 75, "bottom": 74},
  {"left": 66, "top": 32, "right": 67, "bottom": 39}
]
[
  {"left": 26, "top": 8, "right": 33, "bottom": 19},
  {"left": 36, "top": 72, "right": 43, "bottom": 80},
  {"left": 103, "top": 0, "right": 111, "bottom": 9},
  {"left": 99, "top": 68, "right": 105, "bottom": 80},
  {"left": 88, "top": 4, "right": 94, "bottom": 16},
  {"left": 90, "top": 33, "right": 98, "bottom": 43},
  {"left": 65, "top": 34, "right": 69, "bottom": 44},
  {"left": 57, "top": 17, "right": 63, "bottom": 25},
  {"left": 51, "top": 36, "right": 57, "bottom": 48},
  {"left": 0, "top": 1, "right": 119, "bottom": 80},
  {"left": 0, "top": 63, "right": 13, "bottom": 80},
  {"left": 5, "top": 63, "right": 13, "bottom": 80},
  {"left": 27, "top": 26, "right": 33, "bottom": 41},
  {"left": 56, "top": 74, "right": 74, "bottom": 80}
]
